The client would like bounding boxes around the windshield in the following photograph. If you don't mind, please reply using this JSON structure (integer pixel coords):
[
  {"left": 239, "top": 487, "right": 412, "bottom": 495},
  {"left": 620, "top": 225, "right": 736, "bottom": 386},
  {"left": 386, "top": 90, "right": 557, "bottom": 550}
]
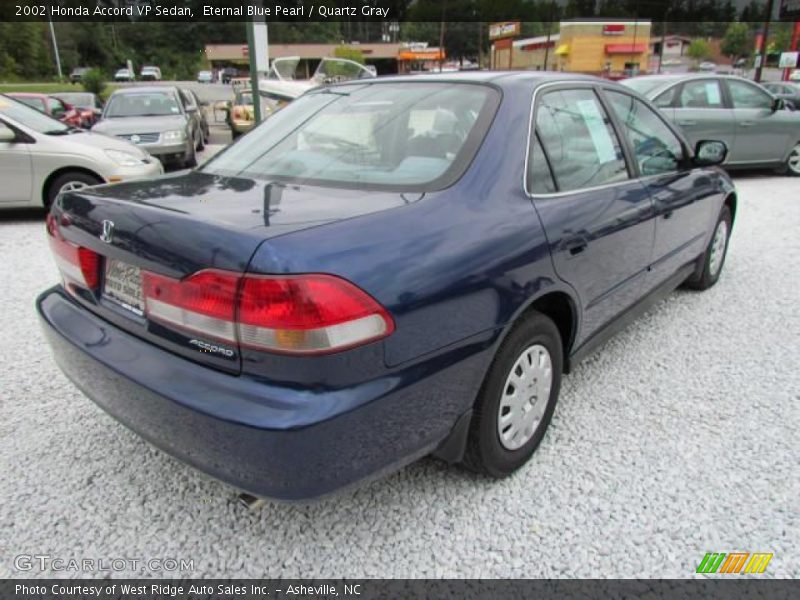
[
  {"left": 202, "top": 82, "right": 500, "bottom": 191},
  {"left": 621, "top": 78, "right": 677, "bottom": 95},
  {"left": 104, "top": 91, "right": 181, "bottom": 117},
  {"left": 236, "top": 91, "right": 253, "bottom": 106},
  {"left": 55, "top": 93, "right": 94, "bottom": 108},
  {"left": 0, "top": 95, "right": 69, "bottom": 134}
]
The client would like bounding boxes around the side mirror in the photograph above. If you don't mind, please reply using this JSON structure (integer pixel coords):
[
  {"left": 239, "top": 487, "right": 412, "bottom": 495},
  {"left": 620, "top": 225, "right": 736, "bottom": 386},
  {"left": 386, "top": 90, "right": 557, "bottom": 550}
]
[
  {"left": 694, "top": 140, "right": 727, "bottom": 167},
  {"left": 0, "top": 124, "right": 16, "bottom": 143},
  {"left": 772, "top": 97, "right": 785, "bottom": 112}
]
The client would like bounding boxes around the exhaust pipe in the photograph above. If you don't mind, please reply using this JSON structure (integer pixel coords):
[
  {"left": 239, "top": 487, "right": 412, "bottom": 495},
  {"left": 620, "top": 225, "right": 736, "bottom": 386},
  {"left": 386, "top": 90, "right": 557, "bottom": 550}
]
[{"left": 238, "top": 492, "right": 266, "bottom": 511}]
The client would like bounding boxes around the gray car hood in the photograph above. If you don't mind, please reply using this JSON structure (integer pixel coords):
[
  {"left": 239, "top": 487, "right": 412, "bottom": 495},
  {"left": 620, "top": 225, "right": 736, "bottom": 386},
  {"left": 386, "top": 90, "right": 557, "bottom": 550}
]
[{"left": 92, "top": 114, "right": 188, "bottom": 136}]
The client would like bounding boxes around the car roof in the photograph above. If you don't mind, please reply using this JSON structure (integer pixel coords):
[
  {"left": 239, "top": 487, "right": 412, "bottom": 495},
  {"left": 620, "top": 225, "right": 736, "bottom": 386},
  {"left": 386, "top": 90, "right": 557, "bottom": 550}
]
[
  {"left": 109, "top": 85, "right": 179, "bottom": 95},
  {"left": 328, "top": 70, "right": 610, "bottom": 89},
  {"left": 6, "top": 92, "right": 46, "bottom": 99}
]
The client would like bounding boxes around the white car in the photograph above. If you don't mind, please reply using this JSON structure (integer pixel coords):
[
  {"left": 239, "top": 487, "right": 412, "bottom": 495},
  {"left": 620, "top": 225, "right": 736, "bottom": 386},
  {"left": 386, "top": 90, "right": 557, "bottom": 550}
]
[
  {"left": 0, "top": 94, "right": 163, "bottom": 210},
  {"left": 790, "top": 70, "right": 800, "bottom": 82},
  {"left": 140, "top": 66, "right": 162, "bottom": 81},
  {"left": 114, "top": 68, "right": 134, "bottom": 82}
]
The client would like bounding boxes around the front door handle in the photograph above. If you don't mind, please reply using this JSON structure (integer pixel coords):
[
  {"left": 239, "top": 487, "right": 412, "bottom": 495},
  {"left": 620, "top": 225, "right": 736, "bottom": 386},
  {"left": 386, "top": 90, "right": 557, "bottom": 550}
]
[
  {"left": 739, "top": 121, "right": 755, "bottom": 127},
  {"left": 663, "top": 210, "right": 674, "bottom": 220},
  {"left": 677, "top": 120, "right": 697, "bottom": 126},
  {"left": 567, "top": 243, "right": 587, "bottom": 256}
]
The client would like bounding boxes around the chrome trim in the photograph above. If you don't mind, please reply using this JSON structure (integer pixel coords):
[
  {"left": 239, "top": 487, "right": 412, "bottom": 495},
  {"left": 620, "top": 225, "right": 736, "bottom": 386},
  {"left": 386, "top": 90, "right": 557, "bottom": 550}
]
[{"left": 523, "top": 81, "right": 688, "bottom": 200}]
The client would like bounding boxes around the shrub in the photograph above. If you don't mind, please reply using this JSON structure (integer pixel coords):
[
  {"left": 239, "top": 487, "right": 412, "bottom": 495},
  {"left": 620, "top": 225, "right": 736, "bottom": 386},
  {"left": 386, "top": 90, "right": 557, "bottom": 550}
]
[{"left": 81, "top": 68, "right": 106, "bottom": 96}]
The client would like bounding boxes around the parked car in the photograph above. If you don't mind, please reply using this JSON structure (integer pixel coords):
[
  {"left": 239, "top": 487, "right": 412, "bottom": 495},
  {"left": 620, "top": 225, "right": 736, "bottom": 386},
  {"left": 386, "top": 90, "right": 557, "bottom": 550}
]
[
  {"left": 790, "top": 70, "right": 800, "bottom": 82},
  {"left": 69, "top": 67, "right": 90, "bottom": 84},
  {"left": 114, "top": 68, "right": 134, "bottom": 82},
  {"left": 698, "top": 61, "right": 717, "bottom": 72},
  {"left": 7, "top": 92, "right": 83, "bottom": 128},
  {"left": 178, "top": 87, "right": 210, "bottom": 149},
  {"left": 197, "top": 70, "right": 214, "bottom": 84},
  {"left": 140, "top": 66, "right": 162, "bottom": 81},
  {"left": 52, "top": 92, "right": 104, "bottom": 127},
  {"left": 623, "top": 74, "right": 800, "bottom": 176},
  {"left": 92, "top": 86, "right": 201, "bottom": 168},
  {"left": 226, "top": 88, "right": 255, "bottom": 138},
  {"left": 763, "top": 82, "right": 800, "bottom": 110},
  {"left": 37, "top": 73, "right": 736, "bottom": 501},
  {"left": 221, "top": 67, "right": 239, "bottom": 85},
  {"left": 0, "top": 94, "right": 161, "bottom": 209}
]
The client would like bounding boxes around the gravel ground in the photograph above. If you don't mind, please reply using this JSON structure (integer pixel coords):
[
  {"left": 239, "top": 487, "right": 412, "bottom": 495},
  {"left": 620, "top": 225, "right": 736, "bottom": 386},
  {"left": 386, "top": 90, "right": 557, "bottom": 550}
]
[{"left": 1, "top": 175, "right": 798, "bottom": 579}]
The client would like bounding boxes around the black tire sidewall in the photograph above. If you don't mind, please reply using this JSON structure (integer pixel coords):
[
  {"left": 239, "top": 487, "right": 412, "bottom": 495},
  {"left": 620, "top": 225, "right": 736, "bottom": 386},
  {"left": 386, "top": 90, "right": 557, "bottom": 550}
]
[
  {"left": 46, "top": 171, "right": 101, "bottom": 210},
  {"left": 699, "top": 206, "right": 732, "bottom": 289},
  {"left": 471, "top": 313, "right": 563, "bottom": 477}
]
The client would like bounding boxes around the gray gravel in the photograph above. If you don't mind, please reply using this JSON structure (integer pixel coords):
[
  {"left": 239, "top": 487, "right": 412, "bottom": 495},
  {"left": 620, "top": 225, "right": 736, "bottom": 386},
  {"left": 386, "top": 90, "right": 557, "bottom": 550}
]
[{"left": 1, "top": 175, "right": 798, "bottom": 579}]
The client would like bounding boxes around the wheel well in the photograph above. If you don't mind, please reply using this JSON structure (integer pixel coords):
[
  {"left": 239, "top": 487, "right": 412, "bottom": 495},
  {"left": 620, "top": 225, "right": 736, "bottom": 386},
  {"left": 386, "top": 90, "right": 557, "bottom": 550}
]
[
  {"left": 41, "top": 167, "right": 104, "bottom": 209},
  {"left": 724, "top": 192, "right": 737, "bottom": 225},
  {"left": 523, "top": 291, "right": 577, "bottom": 370}
]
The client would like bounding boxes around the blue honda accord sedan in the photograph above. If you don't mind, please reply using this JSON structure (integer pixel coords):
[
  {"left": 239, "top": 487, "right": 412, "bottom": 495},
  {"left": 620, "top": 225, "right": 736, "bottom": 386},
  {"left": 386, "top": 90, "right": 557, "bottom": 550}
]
[{"left": 37, "top": 72, "right": 735, "bottom": 501}]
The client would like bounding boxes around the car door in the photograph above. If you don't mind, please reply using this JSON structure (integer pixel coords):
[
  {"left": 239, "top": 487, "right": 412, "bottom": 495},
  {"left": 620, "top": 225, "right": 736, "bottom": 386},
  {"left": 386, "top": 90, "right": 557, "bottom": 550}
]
[
  {"left": 670, "top": 78, "right": 736, "bottom": 158},
  {"left": 603, "top": 88, "right": 718, "bottom": 293},
  {"left": 179, "top": 89, "right": 199, "bottom": 142},
  {"left": 0, "top": 119, "right": 33, "bottom": 203},
  {"left": 528, "top": 85, "right": 655, "bottom": 343},
  {"left": 725, "top": 78, "right": 792, "bottom": 165}
]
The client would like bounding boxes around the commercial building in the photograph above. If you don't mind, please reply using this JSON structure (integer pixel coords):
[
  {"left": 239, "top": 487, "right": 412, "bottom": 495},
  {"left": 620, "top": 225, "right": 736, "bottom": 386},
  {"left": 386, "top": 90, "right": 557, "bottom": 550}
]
[{"left": 491, "top": 19, "right": 652, "bottom": 78}]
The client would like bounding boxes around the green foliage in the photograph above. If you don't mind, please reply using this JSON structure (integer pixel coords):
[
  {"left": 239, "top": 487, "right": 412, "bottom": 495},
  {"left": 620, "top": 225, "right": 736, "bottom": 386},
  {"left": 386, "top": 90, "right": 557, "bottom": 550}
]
[
  {"left": 81, "top": 69, "right": 106, "bottom": 96},
  {"left": 687, "top": 39, "right": 713, "bottom": 62},
  {"left": 721, "top": 23, "right": 751, "bottom": 62},
  {"left": 333, "top": 46, "right": 365, "bottom": 65}
]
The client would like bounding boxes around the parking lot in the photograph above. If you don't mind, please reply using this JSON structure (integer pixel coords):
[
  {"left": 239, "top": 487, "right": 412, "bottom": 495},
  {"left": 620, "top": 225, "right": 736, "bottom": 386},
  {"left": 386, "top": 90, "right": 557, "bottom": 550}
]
[{"left": 0, "top": 173, "right": 797, "bottom": 578}]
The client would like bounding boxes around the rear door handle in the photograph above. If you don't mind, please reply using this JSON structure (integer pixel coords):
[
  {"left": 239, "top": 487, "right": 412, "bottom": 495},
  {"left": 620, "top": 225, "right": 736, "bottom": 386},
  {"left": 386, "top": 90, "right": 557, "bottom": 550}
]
[
  {"left": 677, "top": 120, "right": 697, "bottom": 126},
  {"left": 567, "top": 243, "right": 587, "bottom": 256},
  {"left": 663, "top": 210, "right": 674, "bottom": 220},
  {"left": 740, "top": 121, "right": 755, "bottom": 127}
]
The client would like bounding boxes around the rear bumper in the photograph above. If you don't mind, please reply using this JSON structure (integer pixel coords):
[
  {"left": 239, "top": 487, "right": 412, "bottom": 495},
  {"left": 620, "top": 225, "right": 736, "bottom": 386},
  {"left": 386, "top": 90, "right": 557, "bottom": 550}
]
[{"left": 37, "top": 287, "right": 486, "bottom": 500}]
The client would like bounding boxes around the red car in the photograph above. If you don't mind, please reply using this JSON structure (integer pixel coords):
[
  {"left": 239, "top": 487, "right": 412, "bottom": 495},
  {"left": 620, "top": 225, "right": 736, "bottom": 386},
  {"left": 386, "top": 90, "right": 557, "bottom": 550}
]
[{"left": 7, "top": 92, "right": 84, "bottom": 128}]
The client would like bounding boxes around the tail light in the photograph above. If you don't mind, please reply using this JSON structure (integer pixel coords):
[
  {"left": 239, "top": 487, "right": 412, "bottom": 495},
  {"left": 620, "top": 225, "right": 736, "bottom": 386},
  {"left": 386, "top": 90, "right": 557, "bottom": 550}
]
[
  {"left": 142, "top": 270, "right": 394, "bottom": 355},
  {"left": 46, "top": 214, "right": 100, "bottom": 291}
]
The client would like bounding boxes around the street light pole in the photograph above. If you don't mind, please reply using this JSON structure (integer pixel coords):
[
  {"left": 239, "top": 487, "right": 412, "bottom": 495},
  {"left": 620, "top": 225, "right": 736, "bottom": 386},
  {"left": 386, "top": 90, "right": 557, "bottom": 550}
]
[
  {"left": 754, "top": 0, "right": 775, "bottom": 82},
  {"left": 48, "top": 17, "right": 63, "bottom": 81}
]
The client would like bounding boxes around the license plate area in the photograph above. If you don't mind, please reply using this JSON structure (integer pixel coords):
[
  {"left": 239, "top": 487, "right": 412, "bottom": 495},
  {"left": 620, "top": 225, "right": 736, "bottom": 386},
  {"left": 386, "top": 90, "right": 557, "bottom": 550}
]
[{"left": 103, "top": 258, "right": 144, "bottom": 316}]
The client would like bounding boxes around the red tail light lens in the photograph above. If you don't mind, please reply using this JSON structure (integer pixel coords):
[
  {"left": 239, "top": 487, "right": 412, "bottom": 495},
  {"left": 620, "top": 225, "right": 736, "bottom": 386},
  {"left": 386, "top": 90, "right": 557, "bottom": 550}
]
[
  {"left": 143, "top": 270, "right": 240, "bottom": 343},
  {"left": 140, "top": 270, "right": 394, "bottom": 354},
  {"left": 238, "top": 275, "right": 394, "bottom": 354},
  {"left": 46, "top": 215, "right": 100, "bottom": 290}
]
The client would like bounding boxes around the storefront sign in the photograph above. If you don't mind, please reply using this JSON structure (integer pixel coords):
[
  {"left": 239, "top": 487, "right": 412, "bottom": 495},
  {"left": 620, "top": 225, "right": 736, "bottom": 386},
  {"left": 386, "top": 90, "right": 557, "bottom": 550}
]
[{"left": 489, "top": 21, "right": 521, "bottom": 40}]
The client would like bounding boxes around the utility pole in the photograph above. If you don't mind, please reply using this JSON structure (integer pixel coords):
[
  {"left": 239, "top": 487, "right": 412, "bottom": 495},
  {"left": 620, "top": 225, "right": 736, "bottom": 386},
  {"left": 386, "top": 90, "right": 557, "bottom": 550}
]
[
  {"left": 48, "top": 17, "right": 63, "bottom": 81},
  {"left": 754, "top": 0, "right": 775, "bottom": 82},
  {"left": 438, "top": 0, "right": 447, "bottom": 72},
  {"left": 246, "top": 0, "right": 269, "bottom": 124}
]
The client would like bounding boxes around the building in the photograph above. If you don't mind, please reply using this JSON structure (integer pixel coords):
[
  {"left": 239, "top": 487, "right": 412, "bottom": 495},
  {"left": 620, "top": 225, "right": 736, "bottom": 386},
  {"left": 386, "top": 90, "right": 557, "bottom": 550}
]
[
  {"left": 491, "top": 19, "right": 652, "bottom": 78},
  {"left": 204, "top": 43, "right": 404, "bottom": 77}
]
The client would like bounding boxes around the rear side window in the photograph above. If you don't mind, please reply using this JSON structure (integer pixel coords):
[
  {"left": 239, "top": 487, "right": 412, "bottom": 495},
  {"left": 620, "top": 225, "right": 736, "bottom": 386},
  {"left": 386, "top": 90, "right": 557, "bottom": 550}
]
[
  {"left": 653, "top": 86, "right": 677, "bottom": 108},
  {"left": 527, "top": 133, "right": 556, "bottom": 194},
  {"left": 727, "top": 80, "right": 773, "bottom": 109},
  {"left": 605, "top": 91, "right": 684, "bottom": 176},
  {"left": 678, "top": 80, "right": 724, "bottom": 108},
  {"left": 534, "top": 88, "right": 628, "bottom": 192}
]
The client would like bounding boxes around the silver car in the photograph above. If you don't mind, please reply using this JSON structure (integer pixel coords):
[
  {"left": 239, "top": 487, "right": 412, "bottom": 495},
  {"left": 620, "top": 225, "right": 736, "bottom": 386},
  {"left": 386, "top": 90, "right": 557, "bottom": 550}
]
[
  {"left": 623, "top": 74, "right": 800, "bottom": 176},
  {"left": 0, "top": 94, "right": 162, "bottom": 210},
  {"left": 92, "top": 86, "right": 202, "bottom": 169}
]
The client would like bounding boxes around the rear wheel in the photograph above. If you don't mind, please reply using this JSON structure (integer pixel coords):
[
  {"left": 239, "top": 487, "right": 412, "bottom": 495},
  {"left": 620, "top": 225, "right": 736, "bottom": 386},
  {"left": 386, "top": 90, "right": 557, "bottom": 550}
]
[
  {"left": 184, "top": 141, "right": 197, "bottom": 169},
  {"left": 462, "top": 312, "right": 563, "bottom": 477},
  {"left": 784, "top": 143, "right": 800, "bottom": 176},
  {"left": 685, "top": 205, "right": 732, "bottom": 291},
  {"left": 46, "top": 171, "right": 102, "bottom": 210}
]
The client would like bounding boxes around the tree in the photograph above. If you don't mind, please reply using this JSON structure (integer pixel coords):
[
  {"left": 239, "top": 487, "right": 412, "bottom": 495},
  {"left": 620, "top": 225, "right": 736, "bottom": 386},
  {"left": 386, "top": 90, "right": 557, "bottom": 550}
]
[
  {"left": 721, "top": 23, "right": 751, "bottom": 65},
  {"left": 687, "top": 39, "right": 712, "bottom": 65}
]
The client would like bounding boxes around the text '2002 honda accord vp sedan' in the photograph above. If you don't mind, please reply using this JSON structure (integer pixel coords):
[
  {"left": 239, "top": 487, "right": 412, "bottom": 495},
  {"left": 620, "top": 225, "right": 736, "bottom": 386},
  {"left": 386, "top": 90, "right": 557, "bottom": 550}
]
[{"left": 38, "top": 72, "right": 736, "bottom": 501}]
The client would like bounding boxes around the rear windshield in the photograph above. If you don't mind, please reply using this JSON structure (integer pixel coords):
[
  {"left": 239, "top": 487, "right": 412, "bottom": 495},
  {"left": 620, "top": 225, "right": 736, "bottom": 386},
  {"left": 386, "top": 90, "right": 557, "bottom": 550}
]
[
  {"left": 202, "top": 82, "right": 500, "bottom": 191},
  {"left": 104, "top": 92, "right": 181, "bottom": 117}
]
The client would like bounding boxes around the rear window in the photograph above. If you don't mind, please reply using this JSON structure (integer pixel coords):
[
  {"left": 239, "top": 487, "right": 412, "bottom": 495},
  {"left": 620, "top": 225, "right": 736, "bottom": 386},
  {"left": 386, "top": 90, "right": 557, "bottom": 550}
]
[{"left": 202, "top": 82, "right": 500, "bottom": 191}]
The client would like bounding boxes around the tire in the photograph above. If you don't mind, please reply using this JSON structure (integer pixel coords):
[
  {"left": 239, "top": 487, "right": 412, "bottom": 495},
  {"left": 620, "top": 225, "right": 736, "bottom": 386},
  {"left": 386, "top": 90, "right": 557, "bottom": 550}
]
[
  {"left": 462, "top": 311, "right": 563, "bottom": 477},
  {"left": 46, "top": 171, "right": 102, "bottom": 210},
  {"left": 782, "top": 142, "right": 800, "bottom": 177},
  {"left": 184, "top": 142, "right": 197, "bottom": 169},
  {"left": 196, "top": 126, "right": 205, "bottom": 151},
  {"left": 685, "top": 205, "right": 732, "bottom": 291}
]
